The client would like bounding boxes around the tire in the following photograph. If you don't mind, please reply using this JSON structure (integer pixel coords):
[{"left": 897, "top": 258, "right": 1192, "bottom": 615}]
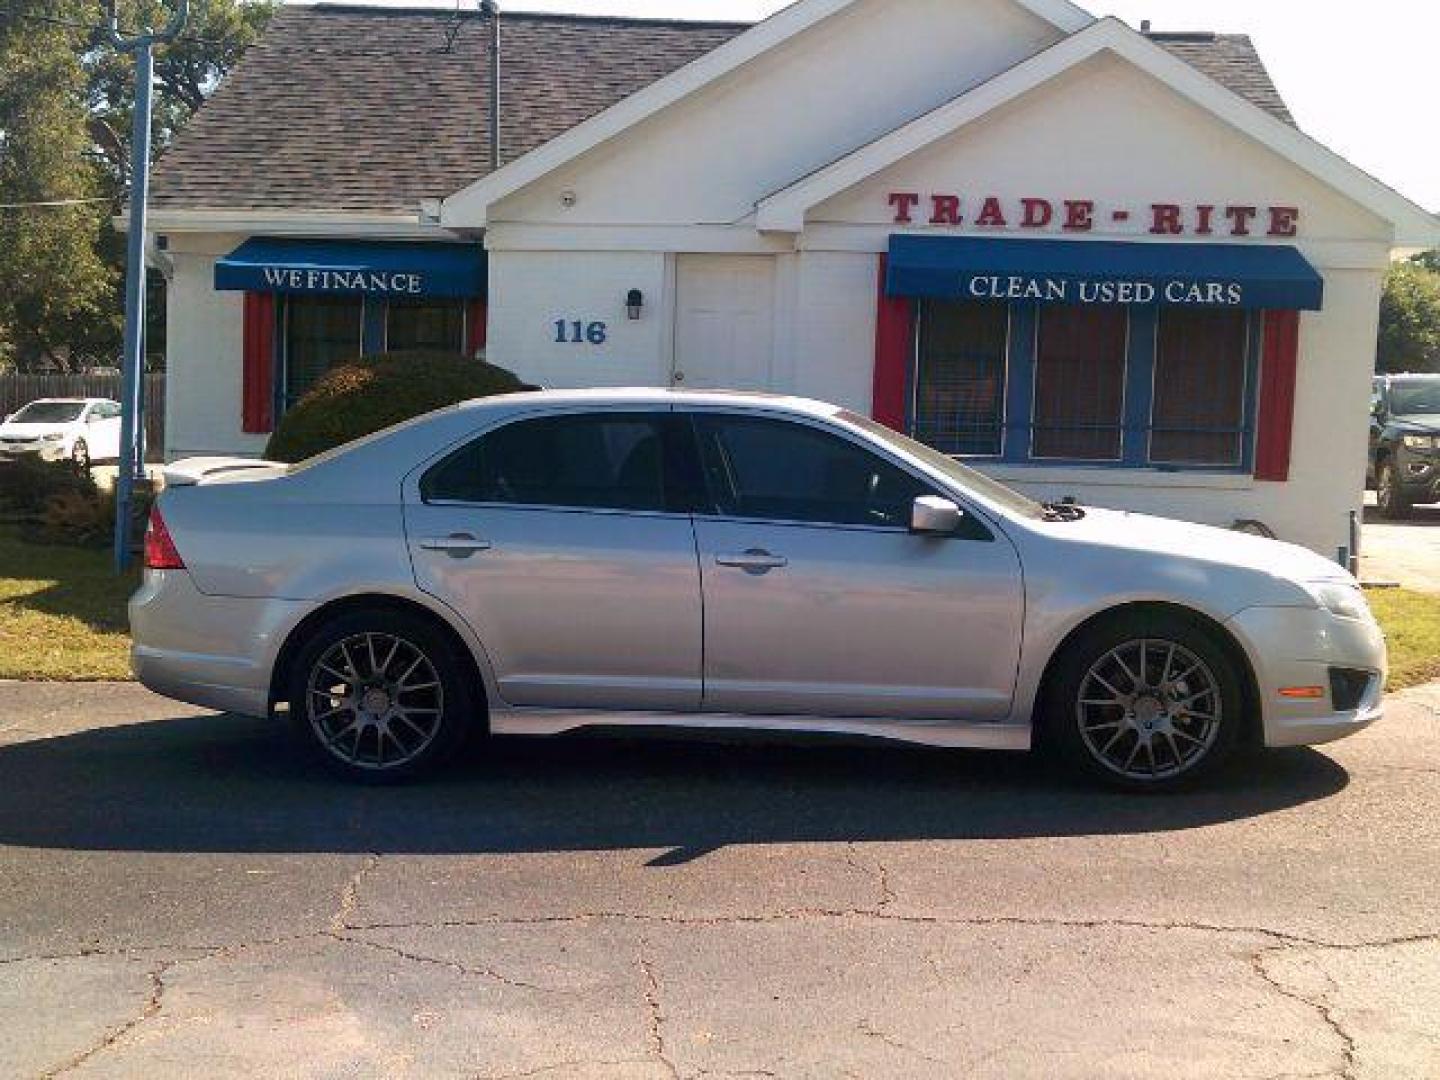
[
  {"left": 287, "top": 609, "right": 475, "bottom": 783},
  {"left": 1041, "top": 612, "right": 1245, "bottom": 791},
  {"left": 71, "top": 439, "right": 90, "bottom": 473},
  {"left": 1376, "top": 461, "right": 1413, "bottom": 520}
]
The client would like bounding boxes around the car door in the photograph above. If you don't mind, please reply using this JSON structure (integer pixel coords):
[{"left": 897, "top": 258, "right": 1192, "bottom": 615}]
[
  {"left": 93, "top": 402, "right": 123, "bottom": 459},
  {"left": 687, "top": 410, "right": 1024, "bottom": 721},
  {"left": 404, "top": 408, "right": 704, "bottom": 712}
]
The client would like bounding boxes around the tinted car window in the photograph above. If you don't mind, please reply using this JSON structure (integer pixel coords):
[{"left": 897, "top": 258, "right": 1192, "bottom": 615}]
[
  {"left": 694, "top": 414, "right": 930, "bottom": 527},
  {"left": 422, "top": 413, "right": 671, "bottom": 512},
  {"left": 11, "top": 402, "right": 84, "bottom": 423}
]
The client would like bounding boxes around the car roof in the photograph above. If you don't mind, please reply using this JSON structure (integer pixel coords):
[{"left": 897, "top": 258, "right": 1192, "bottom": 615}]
[
  {"left": 452, "top": 387, "right": 844, "bottom": 417},
  {"left": 24, "top": 397, "right": 115, "bottom": 405}
]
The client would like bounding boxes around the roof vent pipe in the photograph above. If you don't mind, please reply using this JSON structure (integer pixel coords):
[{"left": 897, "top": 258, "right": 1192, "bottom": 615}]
[{"left": 480, "top": 0, "right": 500, "bottom": 172}]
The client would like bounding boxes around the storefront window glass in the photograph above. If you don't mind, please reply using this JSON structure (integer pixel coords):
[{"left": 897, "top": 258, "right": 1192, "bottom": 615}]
[
  {"left": 1149, "top": 309, "right": 1249, "bottom": 466},
  {"left": 284, "top": 296, "right": 362, "bottom": 404},
  {"left": 912, "top": 301, "right": 1008, "bottom": 456},
  {"left": 1032, "top": 306, "right": 1127, "bottom": 461},
  {"left": 387, "top": 299, "right": 466, "bottom": 353}
]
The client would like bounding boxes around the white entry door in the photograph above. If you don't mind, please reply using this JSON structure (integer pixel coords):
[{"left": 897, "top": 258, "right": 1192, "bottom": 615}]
[{"left": 673, "top": 255, "right": 775, "bottom": 391}]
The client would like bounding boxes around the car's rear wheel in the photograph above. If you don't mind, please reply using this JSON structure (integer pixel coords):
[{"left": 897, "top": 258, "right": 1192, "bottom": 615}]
[
  {"left": 288, "top": 610, "right": 473, "bottom": 782},
  {"left": 71, "top": 438, "right": 90, "bottom": 473},
  {"left": 1376, "top": 460, "right": 1413, "bottom": 519},
  {"left": 1043, "top": 613, "right": 1244, "bottom": 791}
]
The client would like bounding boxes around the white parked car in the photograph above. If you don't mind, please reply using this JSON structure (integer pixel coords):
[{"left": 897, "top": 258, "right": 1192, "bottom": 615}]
[
  {"left": 130, "top": 390, "right": 1386, "bottom": 790},
  {"left": 0, "top": 398, "right": 123, "bottom": 469}
]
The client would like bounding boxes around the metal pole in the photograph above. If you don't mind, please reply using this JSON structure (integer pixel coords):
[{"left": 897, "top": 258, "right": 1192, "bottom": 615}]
[
  {"left": 107, "top": 0, "right": 187, "bottom": 572},
  {"left": 483, "top": 0, "right": 500, "bottom": 172},
  {"left": 113, "top": 42, "right": 154, "bottom": 572}
]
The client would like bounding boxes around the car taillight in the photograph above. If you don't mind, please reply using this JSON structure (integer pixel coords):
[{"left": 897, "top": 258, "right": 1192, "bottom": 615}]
[{"left": 144, "top": 507, "right": 186, "bottom": 570}]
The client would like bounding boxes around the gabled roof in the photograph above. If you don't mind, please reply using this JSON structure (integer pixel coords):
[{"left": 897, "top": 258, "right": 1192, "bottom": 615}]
[
  {"left": 150, "top": 6, "right": 747, "bottom": 214},
  {"left": 152, "top": 3, "right": 1301, "bottom": 222},
  {"left": 753, "top": 18, "right": 1439, "bottom": 246},
  {"left": 441, "top": 0, "right": 1096, "bottom": 225}
]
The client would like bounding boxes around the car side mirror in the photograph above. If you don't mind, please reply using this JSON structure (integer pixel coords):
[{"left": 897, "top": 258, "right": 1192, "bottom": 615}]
[{"left": 911, "top": 495, "right": 963, "bottom": 535}]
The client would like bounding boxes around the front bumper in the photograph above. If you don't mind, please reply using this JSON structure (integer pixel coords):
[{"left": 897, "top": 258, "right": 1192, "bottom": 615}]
[
  {"left": 0, "top": 442, "right": 67, "bottom": 462},
  {"left": 129, "top": 569, "right": 312, "bottom": 718},
  {"left": 1396, "top": 455, "right": 1440, "bottom": 501},
  {"left": 1226, "top": 605, "right": 1387, "bottom": 748}
]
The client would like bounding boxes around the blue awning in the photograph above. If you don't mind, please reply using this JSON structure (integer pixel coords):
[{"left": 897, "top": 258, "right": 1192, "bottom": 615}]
[
  {"left": 215, "top": 238, "right": 486, "bottom": 299},
  {"left": 886, "top": 235, "right": 1323, "bottom": 310}
]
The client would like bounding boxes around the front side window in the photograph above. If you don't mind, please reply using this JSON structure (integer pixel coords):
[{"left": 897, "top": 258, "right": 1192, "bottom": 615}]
[
  {"left": 694, "top": 413, "right": 930, "bottom": 528},
  {"left": 912, "top": 300, "right": 1007, "bottom": 456},
  {"left": 1031, "top": 306, "right": 1127, "bottom": 461},
  {"left": 387, "top": 299, "right": 466, "bottom": 353},
  {"left": 1149, "top": 308, "right": 1249, "bottom": 465},
  {"left": 285, "top": 296, "right": 362, "bottom": 405},
  {"left": 421, "top": 412, "right": 672, "bottom": 513}
]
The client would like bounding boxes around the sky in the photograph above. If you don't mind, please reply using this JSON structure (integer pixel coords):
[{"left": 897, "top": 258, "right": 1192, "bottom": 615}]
[{"left": 344, "top": 0, "right": 1440, "bottom": 213}]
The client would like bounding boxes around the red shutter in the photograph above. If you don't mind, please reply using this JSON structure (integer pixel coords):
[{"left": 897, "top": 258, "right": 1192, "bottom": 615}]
[
  {"left": 241, "top": 292, "right": 276, "bottom": 435},
  {"left": 871, "top": 254, "right": 911, "bottom": 429},
  {"left": 1254, "top": 309, "right": 1300, "bottom": 481},
  {"left": 466, "top": 298, "right": 488, "bottom": 356}
]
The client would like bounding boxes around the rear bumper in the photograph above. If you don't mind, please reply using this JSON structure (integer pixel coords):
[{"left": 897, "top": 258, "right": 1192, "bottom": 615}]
[
  {"left": 1226, "top": 605, "right": 1387, "bottom": 749},
  {"left": 129, "top": 570, "right": 311, "bottom": 718}
]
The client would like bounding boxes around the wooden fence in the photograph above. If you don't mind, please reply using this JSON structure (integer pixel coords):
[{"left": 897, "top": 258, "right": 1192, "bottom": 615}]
[{"left": 0, "top": 373, "right": 166, "bottom": 459}]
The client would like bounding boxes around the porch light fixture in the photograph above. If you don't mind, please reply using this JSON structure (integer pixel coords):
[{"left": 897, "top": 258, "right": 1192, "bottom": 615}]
[{"left": 626, "top": 289, "right": 644, "bottom": 320}]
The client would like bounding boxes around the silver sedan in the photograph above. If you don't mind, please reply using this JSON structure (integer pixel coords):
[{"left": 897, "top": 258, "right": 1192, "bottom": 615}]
[{"left": 130, "top": 390, "right": 1386, "bottom": 789}]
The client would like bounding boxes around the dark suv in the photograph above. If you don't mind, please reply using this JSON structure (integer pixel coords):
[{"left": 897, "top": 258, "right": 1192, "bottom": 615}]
[{"left": 1370, "top": 373, "right": 1440, "bottom": 518}]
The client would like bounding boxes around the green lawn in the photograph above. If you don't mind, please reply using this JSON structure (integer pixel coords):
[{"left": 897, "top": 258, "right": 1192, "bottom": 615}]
[
  {"left": 0, "top": 523, "right": 1436, "bottom": 691},
  {"left": 0, "top": 524, "right": 138, "bottom": 680},
  {"left": 1366, "top": 587, "right": 1440, "bottom": 690}
]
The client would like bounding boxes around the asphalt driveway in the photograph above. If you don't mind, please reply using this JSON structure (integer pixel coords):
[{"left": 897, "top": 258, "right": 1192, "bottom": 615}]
[
  {"left": 1361, "top": 495, "right": 1440, "bottom": 592},
  {"left": 1, "top": 680, "right": 1438, "bottom": 1078}
]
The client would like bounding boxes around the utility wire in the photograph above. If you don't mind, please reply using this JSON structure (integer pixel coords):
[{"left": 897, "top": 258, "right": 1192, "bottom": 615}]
[
  {"left": 0, "top": 197, "right": 112, "bottom": 209},
  {"left": 0, "top": 9, "right": 223, "bottom": 46}
]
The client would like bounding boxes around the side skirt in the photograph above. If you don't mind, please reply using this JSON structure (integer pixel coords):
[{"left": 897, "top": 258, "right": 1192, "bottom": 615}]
[{"left": 488, "top": 708, "right": 1032, "bottom": 751}]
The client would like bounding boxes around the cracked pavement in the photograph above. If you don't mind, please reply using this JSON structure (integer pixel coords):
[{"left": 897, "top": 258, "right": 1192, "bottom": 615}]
[{"left": 1, "top": 681, "right": 1438, "bottom": 1078}]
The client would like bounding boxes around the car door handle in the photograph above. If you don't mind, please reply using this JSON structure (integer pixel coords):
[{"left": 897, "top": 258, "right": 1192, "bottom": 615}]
[
  {"left": 419, "top": 534, "right": 492, "bottom": 555},
  {"left": 715, "top": 549, "right": 788, "bottom": 572}
]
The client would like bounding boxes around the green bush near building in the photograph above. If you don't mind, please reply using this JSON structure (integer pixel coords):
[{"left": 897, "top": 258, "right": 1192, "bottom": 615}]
[{"left": 263, "top": 351, "right": 533, "bottom": 463}]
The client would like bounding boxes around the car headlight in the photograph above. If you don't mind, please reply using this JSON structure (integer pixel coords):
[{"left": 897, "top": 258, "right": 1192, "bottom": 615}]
[
  {"left": 1402, "top": 434, "right": 1438, "bottom": 450},
  {"left": 1305, "top": 581, "right": 1371, "bottom": 621},
  {"left": 40, "top": 432, "right": 64, "bottom": 442}
]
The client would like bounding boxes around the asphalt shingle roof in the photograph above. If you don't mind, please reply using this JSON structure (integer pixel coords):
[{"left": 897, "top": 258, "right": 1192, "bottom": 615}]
[{"left": 150, "top": 6, "right": 1296, "bottom": 215}]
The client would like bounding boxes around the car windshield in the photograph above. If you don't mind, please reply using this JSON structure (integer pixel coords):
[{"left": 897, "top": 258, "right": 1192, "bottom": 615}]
[
  {"left": 836, "top": 409, "right": 1045, "bottom": 519},
  {"left": 10, "top": 401, "right": 84, "bottom": 423},
  {"left": 1389, "top": 379, "right": 1440, "bottom": 416}
]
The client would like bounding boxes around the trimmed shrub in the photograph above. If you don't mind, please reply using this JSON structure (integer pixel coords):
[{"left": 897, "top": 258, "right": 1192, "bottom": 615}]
[
  {"left": 264, "top": 351, "right": 533, "bottom": 463},
  {"left": 0, "top": 454, "right": 97, "bottom": 516}
]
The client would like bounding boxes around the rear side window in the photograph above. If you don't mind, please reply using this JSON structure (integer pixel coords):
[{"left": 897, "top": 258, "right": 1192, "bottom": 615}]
[
  {"left": 421, "top": 412, "right": 678, "bottom": 512},
  {"left": 693, "top": 413, "right": 931, "bottom": 527}
]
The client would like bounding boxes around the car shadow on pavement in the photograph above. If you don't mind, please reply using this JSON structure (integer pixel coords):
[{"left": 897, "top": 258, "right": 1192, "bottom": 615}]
[{"left": 0, "top": 713, "right": 1347, "bottom": 858}]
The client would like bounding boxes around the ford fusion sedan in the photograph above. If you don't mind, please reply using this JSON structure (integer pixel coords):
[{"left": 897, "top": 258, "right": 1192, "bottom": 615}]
[
  {"left": 0, "top": 397, "right": 122, "bottom": 469},
  {"left": 129, "top": 390, "right": 1385, "bottom": 790}
]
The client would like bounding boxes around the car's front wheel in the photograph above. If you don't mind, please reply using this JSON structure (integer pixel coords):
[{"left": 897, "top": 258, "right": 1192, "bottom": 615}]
[
  {"left": 71, "top": 438, "right": 90, "bottom": 472},
  {"left": 1376, "top": 460, "right": 1413, "bottom": 519},
  {"left": 288, "top": 609, "right": 474, "bottom": 782},
  {"left": 1043, "top": 613, "right": 1245, "bottom": 791}
]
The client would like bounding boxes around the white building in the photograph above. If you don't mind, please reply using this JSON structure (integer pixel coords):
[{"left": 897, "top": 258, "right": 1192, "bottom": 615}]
[{"left": 148, "top": 0, "right": 1439, "bottom": 559}]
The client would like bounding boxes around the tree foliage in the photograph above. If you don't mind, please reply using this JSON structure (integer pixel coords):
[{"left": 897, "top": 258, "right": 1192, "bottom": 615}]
[
  {"left": 0, "top": 0, "right": 115, "bottom": 371},
  {"left": 1377, "top": 252, "right": 1440, "bottom": 374},
  {"left": 0, "top": 0, "right": 271, "bottom": 372}
]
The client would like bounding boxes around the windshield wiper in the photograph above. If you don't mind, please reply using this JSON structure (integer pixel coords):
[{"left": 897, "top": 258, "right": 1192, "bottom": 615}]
[{"left": 1042, "top": 500, "right": 1086, "bottom": 522}]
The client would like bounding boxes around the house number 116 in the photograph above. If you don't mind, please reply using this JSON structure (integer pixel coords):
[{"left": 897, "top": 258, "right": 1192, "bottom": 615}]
[{"left": 553, "top": 319, "right": 608, "bottom": 345}]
